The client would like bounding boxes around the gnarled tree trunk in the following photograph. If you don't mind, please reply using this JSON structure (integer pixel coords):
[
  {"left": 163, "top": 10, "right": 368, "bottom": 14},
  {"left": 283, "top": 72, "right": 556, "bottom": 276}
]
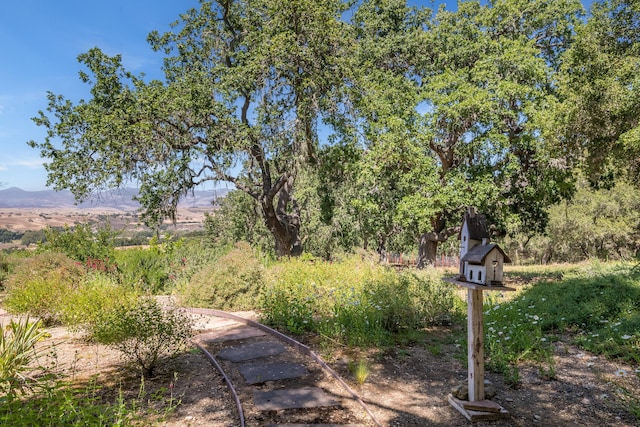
[
  {"left": 417, "top": 225, "right": 460, "bottom": 269},
  {"left": 261, "top": 174, "right": 302, "bottom": 257}
]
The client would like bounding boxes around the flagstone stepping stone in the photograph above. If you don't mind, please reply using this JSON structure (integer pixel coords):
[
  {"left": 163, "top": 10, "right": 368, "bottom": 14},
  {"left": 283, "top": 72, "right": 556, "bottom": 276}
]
[
  {"left": 197, "top": 326, "right": 267, "bottom": 343},
  {"left": 217, "top": 341, "right": 286, "bottom": 362},
  {"left": 265, "top": 424, "right": 362, "bottom": 427},
  {"left": 253, "top": 387, "right": 341, "bottom": 411},
  {"left": 239, "top": 362, "right": 308, "bottom": 384}
]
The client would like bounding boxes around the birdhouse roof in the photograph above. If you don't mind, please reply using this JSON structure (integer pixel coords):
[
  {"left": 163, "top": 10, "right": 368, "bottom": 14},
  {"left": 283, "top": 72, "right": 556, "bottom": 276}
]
[
  {"left": 461, "top": 211, "right": 490, "bottom": 241},
  {"left": 461, "top": 243, "right": 511, "bottom": 264}
]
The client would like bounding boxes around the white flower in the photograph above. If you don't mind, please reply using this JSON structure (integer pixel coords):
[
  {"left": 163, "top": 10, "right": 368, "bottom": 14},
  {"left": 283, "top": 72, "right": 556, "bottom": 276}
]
[
  {"left": 533, "top": 315, "right": 540, "bottom": 321},
  {"left": 621, "top": 335, "right": 632, "bottom": 340},
  {"left": 540, "top": 337, "right": 547, "bottom": 342},
  {"left": 614, "top": 369, "right": 627, "bottom": 377}
]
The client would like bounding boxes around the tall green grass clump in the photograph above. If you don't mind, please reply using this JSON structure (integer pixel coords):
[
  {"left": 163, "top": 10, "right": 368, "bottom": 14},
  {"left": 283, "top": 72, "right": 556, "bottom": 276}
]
[
  {"left": 177, "top": 242, "right": 265, "bottom": 311},
  {"left": 484, "top": 262, "right": 640, "bottom": 385},
  {"left": 0, "top": 317, "right": 46, "bottom": 396},
  {"left": 261, "top": 256, "right": 457, "bottom": 346}
]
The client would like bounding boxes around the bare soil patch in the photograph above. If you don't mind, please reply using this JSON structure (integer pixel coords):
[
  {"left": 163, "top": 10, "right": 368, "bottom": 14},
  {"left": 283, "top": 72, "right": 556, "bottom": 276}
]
[{"left": 11, "top": 310, "right": 639, "bottom": 427}]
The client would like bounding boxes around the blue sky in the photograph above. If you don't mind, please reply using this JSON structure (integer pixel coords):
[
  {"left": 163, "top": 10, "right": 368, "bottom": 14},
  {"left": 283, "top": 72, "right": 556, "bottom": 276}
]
[{"left": 0, "top": 0, "right": 589, "bottom": 191}]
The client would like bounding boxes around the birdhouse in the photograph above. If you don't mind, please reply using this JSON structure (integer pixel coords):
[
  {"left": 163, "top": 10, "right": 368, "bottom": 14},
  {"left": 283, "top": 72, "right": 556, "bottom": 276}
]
[{"left": 459, "top": 208, "right": 511, "bottom": 285}]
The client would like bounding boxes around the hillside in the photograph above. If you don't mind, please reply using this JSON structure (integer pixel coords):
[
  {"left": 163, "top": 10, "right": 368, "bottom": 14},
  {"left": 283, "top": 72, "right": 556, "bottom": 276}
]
[{"left": 0, "top": 187, "right": 228, "bottom": 210}]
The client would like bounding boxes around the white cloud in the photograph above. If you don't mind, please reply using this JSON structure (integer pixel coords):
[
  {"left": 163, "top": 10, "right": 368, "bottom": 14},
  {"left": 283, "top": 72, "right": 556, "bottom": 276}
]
[{"left": 0, "top": 156, "right": 48, "bottom": 170}]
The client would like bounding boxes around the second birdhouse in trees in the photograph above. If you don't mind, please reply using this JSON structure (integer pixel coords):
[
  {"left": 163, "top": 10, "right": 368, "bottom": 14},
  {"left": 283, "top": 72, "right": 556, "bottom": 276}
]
[{"left": 459, "top": 209, "right": 511, "bottom": 286}]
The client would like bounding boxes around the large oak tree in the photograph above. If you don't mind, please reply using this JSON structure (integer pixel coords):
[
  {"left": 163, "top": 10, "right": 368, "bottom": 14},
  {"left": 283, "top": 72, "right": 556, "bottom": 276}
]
[{"left": 29, "top": 0, "right": 352, "bottom": 257}]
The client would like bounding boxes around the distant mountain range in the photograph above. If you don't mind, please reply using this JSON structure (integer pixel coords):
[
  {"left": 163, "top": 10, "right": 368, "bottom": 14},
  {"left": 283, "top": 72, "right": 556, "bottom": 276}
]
[{"left": 0, "top": 187, "right": 229, "bottom": 210}]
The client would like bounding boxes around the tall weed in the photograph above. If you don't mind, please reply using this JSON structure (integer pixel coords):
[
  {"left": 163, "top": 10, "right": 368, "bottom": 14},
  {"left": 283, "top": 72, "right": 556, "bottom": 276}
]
[{"left": 261, "top": 256, "right": 457, "bottom": 346}]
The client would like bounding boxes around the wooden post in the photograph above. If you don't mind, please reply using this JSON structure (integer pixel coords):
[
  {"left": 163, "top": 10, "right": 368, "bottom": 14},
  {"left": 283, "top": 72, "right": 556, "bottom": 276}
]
[
  {"left": 444, "top": 278, "right": 513, "bottom": 421},
  {"left": 467, "top": 288, "right": 484, "bottom": 401}
]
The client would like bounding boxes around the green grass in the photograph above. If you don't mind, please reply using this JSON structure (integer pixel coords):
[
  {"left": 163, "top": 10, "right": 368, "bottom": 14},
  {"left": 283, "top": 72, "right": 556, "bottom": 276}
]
[{"left": 483, "top": 262, "right": 640, "bottom": 384}]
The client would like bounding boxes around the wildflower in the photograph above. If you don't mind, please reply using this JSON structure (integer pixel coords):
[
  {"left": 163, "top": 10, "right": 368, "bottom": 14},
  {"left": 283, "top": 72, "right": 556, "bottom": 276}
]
[
  {"left": 540, "top": 337, "right": 547, "bottom": 342},
  {"left": 621, "top": 335, "right": 632, "bottom": 340},
  {"left": 614, "top": 369, "right": 627, "bottom": 377},
  {"left": 533, "top": 315, "right": 539, "bottom": 321}
]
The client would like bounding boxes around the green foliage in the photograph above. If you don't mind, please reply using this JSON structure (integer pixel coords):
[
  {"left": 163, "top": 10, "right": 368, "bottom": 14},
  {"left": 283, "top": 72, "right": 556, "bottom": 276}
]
[
  {"left": 0, "top": 229, "right": 22, "bottom": 244},
  {"left": 114, "top": 248, "right": 172, "bottom": 294},
  {"left": 38, "top": 224, "right": 117, "bottom": 265},
  {"left": 58, "top": 273, "right": 139, "bottom": 331},
  {"left": 484, "top": 262, "right": 640, "bottom": 387},
  {"left": 92, "top": 298, "right": 193, "bottom": 378},
  {"left": 20, "top": 230, "right": 46, "bottom": 246},
  {"left": 178, "top": 242, "right": 265, "bottom": 311},
  {"left": 203, "top": 190, "right": 273, "bottom": 256},
  {"left": 3, "top": 253, "right": 86, "bottom": 325},
  {"left": 0, "top": 318, "right": 46, "bottom": 396},
  {"left": 557, "top": 0, "right": 640, "bottom": 184},
  {"left": 505, "top": 179, "right": 640, "bottom": 263},
  {"left": 260, "top": 256, "right": 457, "bottom": 346},
  {"left": 0, "top": 252, "right": 12, "bottom": 289},
  {"left": 0, "top": 383, "right": 134, "bottom": 426}
]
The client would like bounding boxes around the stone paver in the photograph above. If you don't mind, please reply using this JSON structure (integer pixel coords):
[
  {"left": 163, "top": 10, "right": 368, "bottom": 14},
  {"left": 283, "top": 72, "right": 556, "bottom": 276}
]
[
  {"left": 217, "top": 341, "right": 286, "bottom": 362},
  {"left": 197, "top": 326, "right": 267, "bottom": 343},
  {"left": 239, "top": 362, "right": 307, "bottom": 384},
  {"left": 265, "top": 424, "right": 362, "bottom": 427},
  {"left": 253, "top": 387, "right": 341, "bottom": 411}
]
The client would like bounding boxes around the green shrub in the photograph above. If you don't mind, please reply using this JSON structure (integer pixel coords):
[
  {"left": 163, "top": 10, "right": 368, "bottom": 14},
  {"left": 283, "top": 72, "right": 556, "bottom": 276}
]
[
  {"left": 38, "top": 224, "right": 116, "bottom": 265},
  {"left": 58, "top": 274, "right": 140, "bottom": 331},
  {"left": 92, "top": 298, "right": 193, "bottom": 378},
  {"left": 3, "top": 253, "right": 85, "bottom": 325},
  {"left": 178, "top": 242, "right": 265, "bottom": 310},
  {"left": 114, "top": 248, "right": 171, "bottom": 293},
  {"left": 0, "top": 317, "right": 46, "bottom": 396},
  {"left": 0, "top": 252, "right": 13, "bottom": 289}
]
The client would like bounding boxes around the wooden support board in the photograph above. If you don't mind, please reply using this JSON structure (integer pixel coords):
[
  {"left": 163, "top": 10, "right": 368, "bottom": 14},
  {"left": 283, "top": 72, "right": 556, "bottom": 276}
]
[{"left": 448, "top": 395, "right": 509, "bottom": 422}]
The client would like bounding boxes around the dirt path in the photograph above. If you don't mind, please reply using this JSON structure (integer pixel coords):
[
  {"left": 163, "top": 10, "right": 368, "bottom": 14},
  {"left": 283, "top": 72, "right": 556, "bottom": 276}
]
[{"left": 12, "top": 310, "right": 640, "bottom": 426}]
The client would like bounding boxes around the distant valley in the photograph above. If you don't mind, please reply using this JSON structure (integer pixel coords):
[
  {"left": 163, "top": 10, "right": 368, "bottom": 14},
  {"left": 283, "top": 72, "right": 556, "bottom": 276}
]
[{"left": 0, "top": 187, "right": 228, "bottom": 235}]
